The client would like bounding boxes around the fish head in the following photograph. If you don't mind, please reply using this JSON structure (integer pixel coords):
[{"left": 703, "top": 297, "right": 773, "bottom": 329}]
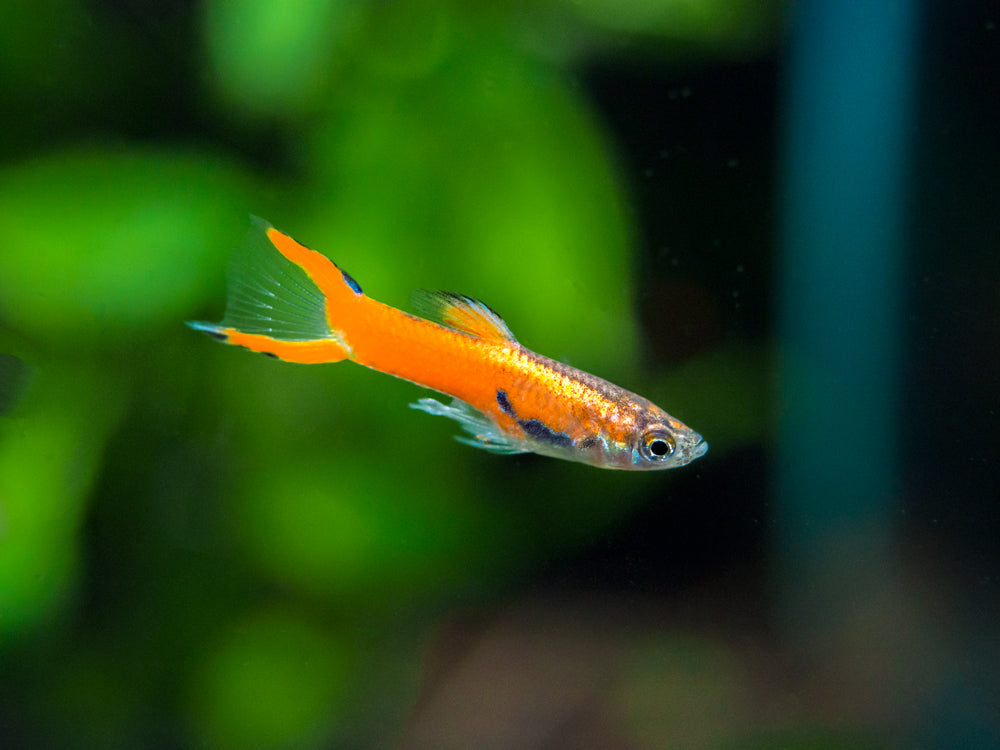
[{"left": 586, "top": 399, "right": 707, "bottom": 471}]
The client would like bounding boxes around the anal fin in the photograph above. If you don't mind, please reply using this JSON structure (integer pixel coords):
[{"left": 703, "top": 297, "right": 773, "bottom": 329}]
[{"left": 410, "top": 397, "right": 528, "bottom": 455}]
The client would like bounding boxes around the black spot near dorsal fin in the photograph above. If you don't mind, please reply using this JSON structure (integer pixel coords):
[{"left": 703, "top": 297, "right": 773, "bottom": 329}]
[{"left": 335, "top": 264, "right": 362, "bottom": 295}]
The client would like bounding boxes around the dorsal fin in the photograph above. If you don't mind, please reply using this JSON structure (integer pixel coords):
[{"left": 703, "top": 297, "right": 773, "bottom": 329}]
[{"left": 411, "top": 290, "right": 518, "bottom": 343}]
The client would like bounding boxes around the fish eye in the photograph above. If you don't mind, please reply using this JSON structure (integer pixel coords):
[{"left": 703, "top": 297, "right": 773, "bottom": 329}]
[{"left": 643, "top": 433, "right": 676, "bottom": 461}]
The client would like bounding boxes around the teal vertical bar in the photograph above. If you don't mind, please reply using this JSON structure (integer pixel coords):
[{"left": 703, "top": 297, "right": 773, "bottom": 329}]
[{"left": 775, "top": 0, "right": 915, "bottom": 628}]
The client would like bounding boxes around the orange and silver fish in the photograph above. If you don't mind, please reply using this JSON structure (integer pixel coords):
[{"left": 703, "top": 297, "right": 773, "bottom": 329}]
[{"left": 188, "top": 218, "right": 707, "bottom": 470}]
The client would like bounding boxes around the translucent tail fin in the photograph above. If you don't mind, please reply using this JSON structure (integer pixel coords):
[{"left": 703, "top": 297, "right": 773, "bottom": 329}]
[{"left": 187, "top": 217, "right": 357, "bottom": 364}]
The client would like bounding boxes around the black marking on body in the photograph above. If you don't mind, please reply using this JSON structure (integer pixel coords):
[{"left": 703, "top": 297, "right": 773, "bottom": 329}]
[
  {"left": 206, "top": 330, "right": 228, "bottom": 341},
  {"left": 263, "top": 352, "right": 279, "bottom": 359},
  {"left": 578, "top": 436, "right": 599, "bottom": 450},
  {"left": 338, "top": 266, "right": 363, "bottom": 295},
  {"left": 496, "top": 390, "right": 515, "bottom": 417},
  {"left": 518, "top": 418, "right": 573, "bottom": 449}
]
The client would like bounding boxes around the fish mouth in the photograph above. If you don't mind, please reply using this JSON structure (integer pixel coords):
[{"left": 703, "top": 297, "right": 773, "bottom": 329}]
[{"left": 680, "top": 434, "right": 708, "bottom": 464}]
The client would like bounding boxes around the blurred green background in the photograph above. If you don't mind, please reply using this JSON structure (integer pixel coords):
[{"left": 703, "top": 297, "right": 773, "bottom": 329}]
[{"left": 1, "top": 1, "right": 998, "bottom": 748}]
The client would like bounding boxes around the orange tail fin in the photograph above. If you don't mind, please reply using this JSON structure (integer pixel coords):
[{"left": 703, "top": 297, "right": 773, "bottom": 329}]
[{"left": 187, "top": 217, "right": 360, "bottom": 364}]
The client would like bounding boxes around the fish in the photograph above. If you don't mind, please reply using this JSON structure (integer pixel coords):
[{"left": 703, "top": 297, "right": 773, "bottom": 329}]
[{"left": 187, "top": 217, "right": 707, "bottom": 470}]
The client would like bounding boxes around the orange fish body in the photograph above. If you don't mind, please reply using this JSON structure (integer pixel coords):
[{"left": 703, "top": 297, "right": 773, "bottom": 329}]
[{"left": 188, "top": 217, "right": 707, "bottom": 470}]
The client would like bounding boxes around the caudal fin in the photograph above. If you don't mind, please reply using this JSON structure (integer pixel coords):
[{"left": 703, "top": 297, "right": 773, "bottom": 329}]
[{"left": 187, "top": 217, "right": 359, "bottom": 364}]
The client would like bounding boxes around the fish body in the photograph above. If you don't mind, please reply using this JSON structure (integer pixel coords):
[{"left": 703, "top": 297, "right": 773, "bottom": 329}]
[{"left": 188, "top": 217, "right": 707, "bottom": 470}]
